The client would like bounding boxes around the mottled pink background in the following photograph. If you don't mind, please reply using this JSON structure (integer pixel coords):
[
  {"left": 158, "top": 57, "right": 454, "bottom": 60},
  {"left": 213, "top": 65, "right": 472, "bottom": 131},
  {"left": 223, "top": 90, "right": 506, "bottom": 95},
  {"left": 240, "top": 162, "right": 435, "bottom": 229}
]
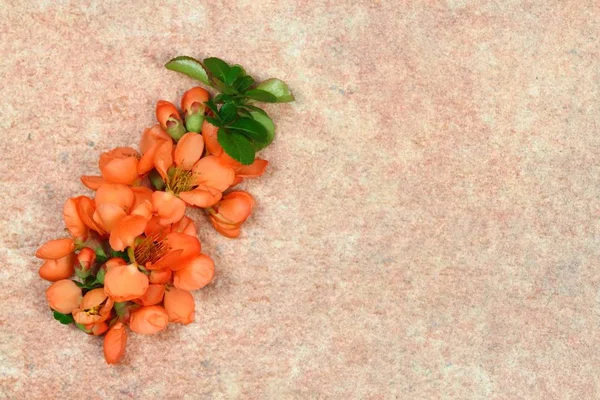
[{"left": 2, "top": 0, "right": 600, "bottom": 398}]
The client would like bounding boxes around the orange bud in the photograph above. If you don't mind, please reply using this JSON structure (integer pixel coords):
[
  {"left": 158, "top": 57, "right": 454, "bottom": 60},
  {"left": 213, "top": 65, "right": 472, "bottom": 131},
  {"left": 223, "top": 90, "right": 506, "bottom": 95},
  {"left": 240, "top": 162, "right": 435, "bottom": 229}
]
[
  {"left": 209, "top": 191, "right": 255, "bottom": 238},
  {"left": 156, "top": 100, "right": 185, "bottom": 141},
  {"left": 74, "top": 247, "right": 96, "bottom": 279},
  {"left": 98, "top": 147, "right": 140, "bottom": 185},
  {"left": 164, "top": 287, "right": 195, "bottom": 324},
  {"left": 39, "top": 253, "right": 76, "bottom": 281},
  {"left": 173, "top": 254, "right": 214, "bottom": 291},
  {"left": 181, "top": 87, "right": 209, "bottom": 133},
  {"left": 149, "top": 268, "right": 172, "bottom": 284},
  {"left": 104, "top": 322, "right": 127, "bottom": 364},
  {"left": 46, "top": 280, "right": 82, "bottom": 314},
  {"left": 104, "top": 264, "right": 149, "bottom": 302},
  {"left": 129, "top": 305, "right": 169, "bottom": 335},
  {"left": 35, "top": 238, "right": 75, "bottom": 260},
  {"left": 133, "top": 284, "right": 165, "bottom": 306}
]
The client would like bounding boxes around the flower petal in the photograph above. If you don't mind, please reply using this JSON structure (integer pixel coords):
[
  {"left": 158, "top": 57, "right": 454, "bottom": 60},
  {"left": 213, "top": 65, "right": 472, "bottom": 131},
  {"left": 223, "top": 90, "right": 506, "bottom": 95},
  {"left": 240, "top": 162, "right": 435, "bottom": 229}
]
[
  {"left": 174, "top": 132, "right": 204, "bottom": 170},
  {"left": 35, "top": 238, "right": 75, "bottom": 260}
]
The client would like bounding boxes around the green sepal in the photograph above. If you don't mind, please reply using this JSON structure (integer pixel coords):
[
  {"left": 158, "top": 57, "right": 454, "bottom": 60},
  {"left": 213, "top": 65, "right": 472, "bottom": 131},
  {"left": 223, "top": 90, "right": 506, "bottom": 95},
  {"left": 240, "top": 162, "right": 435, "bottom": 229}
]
[
  {"left": 149, "top": 169, "right": 165, "bottom": 191},
  {"left": 185, "top": 113, "right": 205, "bottom": 133},
  {"left": 53, "top": 311, "right": 74, "bottom": 325}
]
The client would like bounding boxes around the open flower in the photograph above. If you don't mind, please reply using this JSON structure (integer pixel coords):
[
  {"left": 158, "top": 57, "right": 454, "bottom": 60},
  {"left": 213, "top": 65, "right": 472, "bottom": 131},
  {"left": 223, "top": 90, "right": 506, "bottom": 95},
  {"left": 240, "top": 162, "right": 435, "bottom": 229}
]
[
  {"left": 72, "top": 288, "right": 114, "bottom": 325},
  {"left": 164, "top": 286, "right": 195, "bottom": 324},
  {"left": 104, "top": 322, "right": 127, "bottom": 364},
  {"left": 129, "top": 305, "right": 169, "bottom": 335},
  {"left": 207, "top": 191, "right": 255, "bottom": 238},
  {"left": 46, "top": 279, "right": 82, "bottom": 314}
]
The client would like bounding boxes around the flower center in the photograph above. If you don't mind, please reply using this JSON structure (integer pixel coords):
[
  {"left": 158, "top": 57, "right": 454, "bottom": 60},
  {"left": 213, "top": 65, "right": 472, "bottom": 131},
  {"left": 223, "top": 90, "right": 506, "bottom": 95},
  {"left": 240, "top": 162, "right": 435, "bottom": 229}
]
[
  {"left": 167, "top": 167, "right": 196, "bottom": 194},
  {"left": 133, "top": 233, "right": 170, "bottom": 266}
]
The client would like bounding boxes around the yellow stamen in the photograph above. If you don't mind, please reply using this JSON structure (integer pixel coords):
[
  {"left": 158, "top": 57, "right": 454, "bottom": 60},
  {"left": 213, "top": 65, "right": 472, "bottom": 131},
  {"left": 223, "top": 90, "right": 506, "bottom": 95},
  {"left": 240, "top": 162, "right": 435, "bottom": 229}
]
[
  {"left": 166, "top": 167, "right": 196, "bottom": 194},
  {"left": 133, "top": 233, "right": 170, "bottom": 266}
]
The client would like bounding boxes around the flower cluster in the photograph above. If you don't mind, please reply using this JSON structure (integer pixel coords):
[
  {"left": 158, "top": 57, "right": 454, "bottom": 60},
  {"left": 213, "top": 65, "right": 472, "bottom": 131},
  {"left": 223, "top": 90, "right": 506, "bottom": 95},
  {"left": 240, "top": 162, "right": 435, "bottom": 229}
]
[{"left": 37, "top": 87, "right": 267, "bottom": 364}]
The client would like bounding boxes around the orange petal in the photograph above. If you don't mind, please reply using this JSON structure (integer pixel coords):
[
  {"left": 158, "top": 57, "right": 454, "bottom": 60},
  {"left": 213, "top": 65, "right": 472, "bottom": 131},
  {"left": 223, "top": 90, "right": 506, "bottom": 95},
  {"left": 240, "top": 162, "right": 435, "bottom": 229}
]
[
  {"left": 209, "top": 216, "right": 242, "bottom": 238},
  {"left": 63, "top": 197, "right": 88, "bottom": 239},
  {"left": 95, "top": 183, "right": 134, "bottom": 213},
  {"left": 192, "top": 155, "right": 235, "bottom": 192},
  {"left": 92, "top": 322, "right": 109, "bottom": 336},
  {"left": 171, "top": 216, "right": 197, "bottom": 236},
  {"left": 80, "top": 175, "right": 106, "bottom": 191},
  {"left": 164, "top": 287, "right": 195, "bottom": 324},
  {"left": 164, "top": 232, "right": 201, "bottom": 270},
  {"left": 215, "top": 191, "right": 255, "bottom": 224},
  {"left": 179, "top": 185, "right": 222, "bottom": 208},
  {"left": 147, "top": 249, "right": 183, "bottom": 271},
  {"left": 76, "top": 196, "right": 106, "bottom": 235},
  {"left": 133, "top": 284, "right": 165, "bottom": 306},
  {"left": 201, "top": 120, "right": 222, "bottom": 156},
  {"left": 104, "top": 322, "right": 127, "bottom": 364},
  {"left": 140, "top": 124, "right": 170, "bottom": 154},
  {"left": 131, "top": 200, "right": 153, "bottom": 220},
  {"left": 46, "top": 279, "right": 82, "bottom": 314},
  {"left": 237, "top": 159, "right": 269, "bottom": 178},
  {"left": 39, "top": 253, "right": 76, "bottom": 281},
  {"left": 131, "top": 186, "right": 154, "bottom": 210},
  {"left": 154, "top": 140, "right": 174, "bottom": 180},
  {"left": 129, "top": 305, "right": 169, "bottom": 335},
  {"left": 99, "top": 147, "right": 140, "bottom": 185},
  {"left": 35, "top": 238, "right": 75, "bottom": 260},
  {"left": 94, "top": 203, "right": 127, "bottom": 233},
  {"left": 173, "top": 254, "right": 214, "bottom": 291},
  {"left": 174, "top": 132, "right": 204, "bottom": 170},
  {"left": 137, "top": 140, "right": 162, "bottom": 175},
  {"left": 149, "top": 268, "right": 172, "bottom": 284},
  {"left": 152, "top": 191, "right": 186, "bottom": 225},
  {"left": 104, "top": 264, "right": 149, "bottom": 302},
  {"left": 109, "top": 215, "right": 147, "bottom": 251}
]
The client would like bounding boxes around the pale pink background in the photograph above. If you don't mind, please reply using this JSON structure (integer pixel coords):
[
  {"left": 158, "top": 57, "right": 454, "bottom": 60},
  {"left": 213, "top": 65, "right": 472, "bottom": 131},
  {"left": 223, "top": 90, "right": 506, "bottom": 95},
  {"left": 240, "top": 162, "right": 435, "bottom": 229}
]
[{"left": 2, "top": 1, "right": 600, "bottom": 398}]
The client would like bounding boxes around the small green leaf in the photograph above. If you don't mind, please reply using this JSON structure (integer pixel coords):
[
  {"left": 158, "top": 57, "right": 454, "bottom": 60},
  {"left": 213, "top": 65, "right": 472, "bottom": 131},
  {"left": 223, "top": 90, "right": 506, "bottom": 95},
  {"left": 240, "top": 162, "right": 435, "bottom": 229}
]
[
  {"left": 165, "top": 56, "right": 210, "bottom": 86},
  {"left": 249, "top": 111, "right": 275, "bottom": 150},
  {"left": 242, "top": 104, "right": 268, "bottom": 116},
  {"left": 244, "top": 89, "right": 278, "bottom": 103},
  {"left": 256, "top": 78, "right": 295, "bottom": 102},
  {"left": 217, "top": 129, "right": 256, "bottom": 165},
  {"left": 221, "top": 86, "right": 239, "bottom": 95},
  {"left": 225, "top": 65, "right": 244, "bottom": 85},
  {"left": 53, "top": 311, "right": 74, "bottom": 325},
  {"left": 235, "top": 75, "right": 256, "bottom": 92},
  {"left": 219, "top": 103, "right": 238, "bottom": 124},
  {"left": 228, "top": 117, "right": 268, "bottom": 142},
  {"left": 203, "top": 57, "right": 231, "bottom": 82},
  {"left": 204, "top": 99, "right": 220, "bottom": 116},
  {"left": 205, "top": 116, "right": 222, "bottom": 127},
  {"left": 96, "top": 267, "right": 106, "bottom": 284}
]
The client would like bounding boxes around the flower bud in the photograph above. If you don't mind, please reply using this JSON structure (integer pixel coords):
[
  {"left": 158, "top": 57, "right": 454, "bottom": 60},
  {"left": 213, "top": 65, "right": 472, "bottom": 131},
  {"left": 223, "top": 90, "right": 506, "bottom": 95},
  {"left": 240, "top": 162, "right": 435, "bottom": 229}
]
[
  {"left": 208, "top": 191, "right": 255, "bottom": 238},
  {"left": 129, "top": 305, "right": 169, "bottom": 335},
  {"left": 104, "top": 322, "right": 127, "bottom": 364},
  {"left": 46, "top": 280, "right": 82, "bottom": 314},
  {"left": 164, "top": 287, "right": 195, "bottom": 324},
  {"left": 74, "top": 247, "right": 96, "bottom": 279},
  {"left": 181, "top": 87, "right": 209, "bottom": 133},
  {"left": 156, "top": 100, "right": 186, "bottom": 141}
]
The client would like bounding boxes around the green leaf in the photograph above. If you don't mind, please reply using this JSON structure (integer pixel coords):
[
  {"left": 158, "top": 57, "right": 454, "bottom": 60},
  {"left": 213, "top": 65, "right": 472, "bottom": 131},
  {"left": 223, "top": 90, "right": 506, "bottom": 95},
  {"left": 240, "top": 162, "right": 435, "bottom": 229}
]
[
  {"left": 219, "top": 103, "right": 238, "bottom": 124},
  {"left": 256, "top": 78, "right": 295, "bottom": 102},
  {"left": 204, "top": 99, "right": 220, "bottom": 116},
  {"left": 242, "top": 104, "right": 268, "bottom": 116},
  {"left": 221, "top": 86, "right": 239, "bottom": 95},
  {"left": 53, "top": 311, "right": 74, "bottom": 325},
  {"left": 249, "top": 111, "right": 275, "bottom": 150},
  {"left": 225, "top": 65, "right": 244, "bottom": 86},
  {"left": 235, "top": 75, "right": 256, "bottom": 92},
  {"left": 111, "top": 249, "right": 130, "bottom": 263},
  {"left": 228, "top": 117, "right": 268, "bottom": 142},
  {"left": 96, "top": 267, "right": 106, "bottom": 284},
  {"left": 244, "top": 89, "right": 278, "bottom": 103},
  {"left": 203, "top": 57, "right": 231, "bottom": 82},
  {"left": 205, "top": 116, "right": 222, "bottom": 127},
  {"left": 165, "top": 56, "right": 210, "bottom": 86},
  {"left": 217, "top": 129, "right": 256, "bottom": 165}
]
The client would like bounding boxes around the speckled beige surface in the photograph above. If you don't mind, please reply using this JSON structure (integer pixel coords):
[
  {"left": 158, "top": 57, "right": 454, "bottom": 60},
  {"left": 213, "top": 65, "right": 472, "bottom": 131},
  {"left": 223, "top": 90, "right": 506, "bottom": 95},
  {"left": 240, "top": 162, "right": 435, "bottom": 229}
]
[{"left": 1, "top": 1, "right": 600, "bottom": 398}]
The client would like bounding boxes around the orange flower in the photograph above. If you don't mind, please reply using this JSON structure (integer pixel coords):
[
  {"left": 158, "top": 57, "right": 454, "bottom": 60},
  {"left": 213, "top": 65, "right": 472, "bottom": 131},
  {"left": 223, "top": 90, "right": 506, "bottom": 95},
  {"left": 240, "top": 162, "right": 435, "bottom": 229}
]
[
  {"left": 99, "top": 147, "right": 140, "bottom": 185},
  {"left": 104, "top": 263, "right": 149, "bottom": 302},
  {"left": 133, "top": 284, "right": 165, "bottom": 306},
  {"left": 181, "top": 87, "right": 209, "bottom": 133},
  {"left": 208, "top": 191, "right": 255, "bottom": 238},
  {"left": 130, "top": 229, "right": 200, "bottom": 271},
  {"left": 164, "top": 287, "right": 195, "bottom": 324},
  {"left": 72, "top": 288, "right": 114, "bottom": 325},
  {"left": 156, "top": 100, "right": 186, "bottom": 141},
  {"left": 46, "top": 279, "right": 82, "bottom": 314},
  {"left": 129, "top": 305, "right": 169, "bottom": 335},
  {"left": 39, "top": 253, "right": 76, "bottom": 282},
  {"left": 191, "top": 156, "right": 235, "bottom": 192},
  {"left": 104, "top": 322, "right": 127, "bottom": 364},
  {"left": 173, "top": 254, "right": 214, "bottom": 291}
]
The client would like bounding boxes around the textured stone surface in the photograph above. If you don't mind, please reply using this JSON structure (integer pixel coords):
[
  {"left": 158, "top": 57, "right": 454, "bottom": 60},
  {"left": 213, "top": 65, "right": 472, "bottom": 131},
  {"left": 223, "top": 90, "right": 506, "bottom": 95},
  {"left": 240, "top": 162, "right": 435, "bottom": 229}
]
[{"left": 2, "top": 0, "right": 600, "bottom": 398}]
